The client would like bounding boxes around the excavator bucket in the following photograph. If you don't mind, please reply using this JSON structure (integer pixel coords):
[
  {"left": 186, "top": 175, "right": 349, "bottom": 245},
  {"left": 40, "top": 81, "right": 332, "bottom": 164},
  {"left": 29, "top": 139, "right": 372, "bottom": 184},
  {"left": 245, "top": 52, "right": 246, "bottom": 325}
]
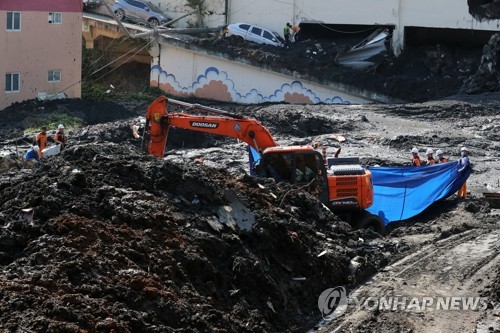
[{"left": 143, "top": 96, "right": 169, "bottom": 158}]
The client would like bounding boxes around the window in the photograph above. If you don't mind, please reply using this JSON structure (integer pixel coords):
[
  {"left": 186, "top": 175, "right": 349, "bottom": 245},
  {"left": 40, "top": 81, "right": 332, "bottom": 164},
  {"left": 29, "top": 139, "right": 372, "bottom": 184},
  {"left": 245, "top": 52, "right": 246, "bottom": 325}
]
[
  {"left": 239, "top": 24, "right": 250, "bottom": 31},
  {"left": 48, "top": 12, "right": 62, "bottom": 24},
  {"left": 128, "top": 0, "right": 145, "bottom": 9},
  {"left": 6, "top": 12, "right": 21, "bottom": 31},
  {"left": 48, "top": 70, "right": 61, "bottom": 82},
  {"left": 263, "top": 30, "right": 275, "bottom": 41},
  {"left": 251, "top": 27, "right": 262, "bottom": 36},
  {"left": 5, "top": 73, "right": 20, "bottom": 92}
]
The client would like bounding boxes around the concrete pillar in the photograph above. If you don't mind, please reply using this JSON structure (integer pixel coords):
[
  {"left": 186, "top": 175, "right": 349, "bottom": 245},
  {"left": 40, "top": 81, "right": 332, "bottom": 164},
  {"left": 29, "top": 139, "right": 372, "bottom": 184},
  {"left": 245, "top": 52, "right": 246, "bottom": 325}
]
[{"left": 82, "top": 23, "right": 95, "bottom": 49}]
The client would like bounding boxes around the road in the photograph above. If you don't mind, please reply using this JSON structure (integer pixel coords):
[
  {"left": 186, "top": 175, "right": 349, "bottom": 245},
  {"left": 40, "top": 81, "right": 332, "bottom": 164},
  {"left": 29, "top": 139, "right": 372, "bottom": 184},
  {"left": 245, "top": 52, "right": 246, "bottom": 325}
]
[{"left": 321, "top": 224, "right": 500, "bottom": 332}]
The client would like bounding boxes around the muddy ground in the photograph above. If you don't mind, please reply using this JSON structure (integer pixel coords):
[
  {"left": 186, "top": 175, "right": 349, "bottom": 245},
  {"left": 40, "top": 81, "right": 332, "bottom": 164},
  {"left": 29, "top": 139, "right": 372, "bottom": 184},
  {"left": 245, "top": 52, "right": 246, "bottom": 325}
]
[
  {"left": 0, "top": 89, "right": 499, "bottom": 332},
  {"left": 1, "top": 19, "right": 500, "bottom": 333}
]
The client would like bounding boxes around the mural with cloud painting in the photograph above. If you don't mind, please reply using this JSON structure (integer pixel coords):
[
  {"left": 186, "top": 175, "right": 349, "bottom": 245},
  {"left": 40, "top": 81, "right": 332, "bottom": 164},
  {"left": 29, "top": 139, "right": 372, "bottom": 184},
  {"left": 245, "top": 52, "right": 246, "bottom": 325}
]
[{"left": 150, "top": 66, "right": 351, "bottom": 105}]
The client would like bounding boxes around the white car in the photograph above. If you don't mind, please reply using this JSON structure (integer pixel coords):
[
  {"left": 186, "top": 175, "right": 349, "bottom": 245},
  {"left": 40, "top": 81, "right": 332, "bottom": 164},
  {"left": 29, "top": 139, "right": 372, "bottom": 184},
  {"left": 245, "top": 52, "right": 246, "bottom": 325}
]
[{"left": 226, "top": 22, "right": 284, "bottom": 47}]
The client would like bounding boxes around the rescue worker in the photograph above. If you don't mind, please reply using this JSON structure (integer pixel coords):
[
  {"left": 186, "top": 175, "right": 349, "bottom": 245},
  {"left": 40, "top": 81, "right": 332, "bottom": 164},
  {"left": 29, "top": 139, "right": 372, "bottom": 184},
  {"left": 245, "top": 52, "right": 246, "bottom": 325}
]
[
  {"left": 411, "top": 147, "right": 421, "bottom": 166},
  {"left": 289, "top": 23, "right": 301, "bottom": 42},
  {"left": 436, "top": 149, "right": 448, "bottom": 163},
  {"left": 457, "top": 147, "right": 471, "bottom": 199},
  {"left": 296, "top": 155, "right": 315, "bottom": 182},
  {"left": 35, "top": 126, "right": 47, "bottom": 159},
  {"left": 24, "top": 146, "right": 40, "bottom": 162},
  {"left": 284, "top": 23, "right": 291, "bottom": 46},
  {"left": 54, "top": 124, "right": 68, "bottom": 149},
  {"left": 425, "top": 148, "right": 436, "bottom": 165}
]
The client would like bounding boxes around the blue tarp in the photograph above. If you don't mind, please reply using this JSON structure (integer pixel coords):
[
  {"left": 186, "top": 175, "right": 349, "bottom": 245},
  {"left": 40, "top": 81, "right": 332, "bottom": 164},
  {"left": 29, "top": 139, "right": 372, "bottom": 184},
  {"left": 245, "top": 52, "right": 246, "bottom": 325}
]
[
  {"left": 248, "top": 147, "right": 261, "bottom": 176},
  {"left": 366, "top": 161, "right": 471, "bottom": 224}
]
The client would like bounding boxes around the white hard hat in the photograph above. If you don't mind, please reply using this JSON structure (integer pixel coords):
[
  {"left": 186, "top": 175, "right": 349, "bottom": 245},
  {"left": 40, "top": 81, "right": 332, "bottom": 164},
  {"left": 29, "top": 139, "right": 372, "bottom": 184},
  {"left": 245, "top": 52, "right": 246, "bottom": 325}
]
[
  {"left": 461, "top": 147, "right": 469, "bottom": 152},
  {"left": 426, "top": 148, "right": 433, "bottom": 154},
  {"left": 33, "top": 145, "right": 40, "bottom": 151},
  {"left": 411, "top": 147, "right": 419, "bottom": 153},
  {"left": 58, "top": 124, "right": 64, "bottom": 129},
  {"left": 436, "top": 149, "right": 443, "bottom": 156}
]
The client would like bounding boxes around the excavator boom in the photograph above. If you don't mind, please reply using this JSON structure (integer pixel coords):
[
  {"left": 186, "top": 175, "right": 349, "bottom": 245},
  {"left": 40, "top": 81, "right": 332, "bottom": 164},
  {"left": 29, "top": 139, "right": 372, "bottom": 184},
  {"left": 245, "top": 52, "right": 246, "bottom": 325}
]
[
  {"left": 142, "top": 96, "right": 277, "bottom": 158},
  {"left": 142, "top": 96, "right": 383, "bottom": 233}
]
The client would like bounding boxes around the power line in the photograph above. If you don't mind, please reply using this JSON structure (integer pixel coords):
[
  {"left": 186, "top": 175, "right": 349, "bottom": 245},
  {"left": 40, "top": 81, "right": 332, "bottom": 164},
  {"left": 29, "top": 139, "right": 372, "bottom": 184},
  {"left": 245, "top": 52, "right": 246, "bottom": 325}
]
[
  {"left": 85, "top": 35, "right": 131, "bottom": 70},
  {"left": 92, "top": 38, "right": 155, "bottom": 82},
  {"left": 57, "top": 37, "right": 155, "bottom": 95}
]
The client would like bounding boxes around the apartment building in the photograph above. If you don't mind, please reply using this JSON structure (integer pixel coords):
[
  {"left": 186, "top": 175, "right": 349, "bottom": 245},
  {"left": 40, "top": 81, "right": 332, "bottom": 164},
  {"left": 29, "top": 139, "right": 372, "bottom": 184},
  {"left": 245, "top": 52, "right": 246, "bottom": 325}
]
[{"left": 0, "top": 0, "right": 82, "bottom": 110}]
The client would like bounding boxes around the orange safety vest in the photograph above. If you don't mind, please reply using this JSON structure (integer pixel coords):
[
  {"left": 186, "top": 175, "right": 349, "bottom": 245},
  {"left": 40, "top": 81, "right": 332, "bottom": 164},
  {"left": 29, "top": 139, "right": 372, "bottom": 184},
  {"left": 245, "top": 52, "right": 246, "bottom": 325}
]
[
  {"left": 412, "top": 157, "right": 421, "bottom": 166},
  {"left": 438, "top": 157, "right": 448, "bottom": 163},
  {"left": 145, "top": 96, "right": 169, "bottom": 158},
  {"left": 54, "top": 131, "right": 67, "bottom": 144},
  {"left": 426, "top": 158, "right": 436, "bottom": 165},
  {"left": 35, "top": 132, "right": 47, "bottom": 158},
  {"left": 35, "top": 132, "right": 47, "bottom": 149}
]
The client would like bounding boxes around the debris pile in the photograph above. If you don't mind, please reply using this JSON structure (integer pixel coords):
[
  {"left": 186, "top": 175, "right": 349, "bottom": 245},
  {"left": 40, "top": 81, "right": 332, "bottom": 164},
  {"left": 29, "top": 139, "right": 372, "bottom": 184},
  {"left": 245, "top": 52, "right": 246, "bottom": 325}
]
[
  {"left": 462, "top": 33, "right": 500, "bottom": 94},
  {"left": 0, "top": 99, "right": 138, "bottom": 142},
  {"left": 197, "top": 33, "right": 485, "bottom": 102},
  {"left": 0, "top": 142, "right": 388, "bottom": 332}
]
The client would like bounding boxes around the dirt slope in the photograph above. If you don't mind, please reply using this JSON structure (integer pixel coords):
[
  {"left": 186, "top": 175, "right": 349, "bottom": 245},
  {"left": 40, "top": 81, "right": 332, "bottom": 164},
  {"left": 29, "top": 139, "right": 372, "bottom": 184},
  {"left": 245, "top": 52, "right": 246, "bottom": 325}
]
[{"left": 0, "top": 140, "right": 393, "bottom": 332}]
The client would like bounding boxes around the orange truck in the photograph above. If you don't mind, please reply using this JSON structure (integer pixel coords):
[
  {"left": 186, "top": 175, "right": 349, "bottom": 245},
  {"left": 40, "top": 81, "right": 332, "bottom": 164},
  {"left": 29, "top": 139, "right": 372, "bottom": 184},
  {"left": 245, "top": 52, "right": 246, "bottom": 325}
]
[{"left": 142, "top": 96, "right": 384, "bottom": 233}]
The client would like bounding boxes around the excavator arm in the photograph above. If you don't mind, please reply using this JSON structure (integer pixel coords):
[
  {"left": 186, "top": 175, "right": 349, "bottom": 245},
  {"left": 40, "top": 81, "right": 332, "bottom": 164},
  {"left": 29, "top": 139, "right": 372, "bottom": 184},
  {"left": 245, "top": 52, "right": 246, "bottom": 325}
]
[
  {"left": 142, "top": 97, "right": 382, "bottom": 233},
  {"left": 142, "top": 96, "right": 278, "bottom": 158}
]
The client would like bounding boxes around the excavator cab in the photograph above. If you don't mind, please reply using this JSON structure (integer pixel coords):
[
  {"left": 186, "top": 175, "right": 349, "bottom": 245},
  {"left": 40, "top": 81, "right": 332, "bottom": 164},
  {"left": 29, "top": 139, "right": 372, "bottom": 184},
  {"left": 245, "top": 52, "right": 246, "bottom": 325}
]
[
  {"left": 257, "top": 149, "right": 329, "bottom": 203},
  {"left": 141, "top": 97, "right": 383, "bottom": 234}
]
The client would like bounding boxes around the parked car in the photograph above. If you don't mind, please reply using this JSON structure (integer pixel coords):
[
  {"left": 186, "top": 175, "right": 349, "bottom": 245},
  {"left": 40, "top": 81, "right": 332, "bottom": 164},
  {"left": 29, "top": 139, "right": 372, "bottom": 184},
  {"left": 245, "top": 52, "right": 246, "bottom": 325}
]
[
  {"left": 112, "top": 0, "right": 170, "bottom": 28},
  {"left": 226, "top": 22, "right": 284, "bottom": 47}
]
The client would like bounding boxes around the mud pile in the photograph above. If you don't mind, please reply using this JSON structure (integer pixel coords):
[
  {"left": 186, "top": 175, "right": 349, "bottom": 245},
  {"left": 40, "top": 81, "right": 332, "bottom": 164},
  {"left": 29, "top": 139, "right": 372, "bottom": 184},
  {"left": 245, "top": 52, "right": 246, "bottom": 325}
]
[
  {"left": 0, "top": 142, "right": 389, "bottom": 332},
  {"left": 197, "top": 34, "right": 485, "bottom": 102},
  {"left": 250, "top": 107, "right": 355, "bottom": 138},
  {"left": 462, "top": 33, "right": 500, "bottom": 94},
  {"left": 0, "top": 99, "right": 138, "bottom": 143}
]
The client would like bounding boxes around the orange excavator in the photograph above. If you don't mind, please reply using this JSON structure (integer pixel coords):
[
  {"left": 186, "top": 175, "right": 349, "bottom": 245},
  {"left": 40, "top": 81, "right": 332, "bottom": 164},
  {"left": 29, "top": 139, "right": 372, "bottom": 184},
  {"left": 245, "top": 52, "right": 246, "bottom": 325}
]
[{"left": 142, "top": 96, "right": 384, "bottom": 233}]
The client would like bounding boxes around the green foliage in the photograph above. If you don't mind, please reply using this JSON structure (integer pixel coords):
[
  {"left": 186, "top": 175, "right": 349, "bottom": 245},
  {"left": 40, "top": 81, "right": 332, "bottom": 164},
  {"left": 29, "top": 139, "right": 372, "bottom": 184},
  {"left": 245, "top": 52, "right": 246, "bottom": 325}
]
[
  {"left": 82, "top": 81, "right": 168, "bottom": 102},
  {"left": 23, "top": 114, "right": 84, "bottom": 134},
  {"left": 81, "top": 38, "right": 169, "bottom": 102},
  {"left": 119, "top": 86, "right": 166, "bottom": 101},
  {"left": 81, "top": 81, "right": 110, "bottom": 101}
]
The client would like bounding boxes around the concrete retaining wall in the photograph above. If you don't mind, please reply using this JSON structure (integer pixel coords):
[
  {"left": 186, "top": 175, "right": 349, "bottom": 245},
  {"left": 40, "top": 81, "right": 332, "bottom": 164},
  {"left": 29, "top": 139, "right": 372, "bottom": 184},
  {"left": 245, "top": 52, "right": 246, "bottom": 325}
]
[{"left": 150, "top": 42, "right": 387, "bottom": 104}]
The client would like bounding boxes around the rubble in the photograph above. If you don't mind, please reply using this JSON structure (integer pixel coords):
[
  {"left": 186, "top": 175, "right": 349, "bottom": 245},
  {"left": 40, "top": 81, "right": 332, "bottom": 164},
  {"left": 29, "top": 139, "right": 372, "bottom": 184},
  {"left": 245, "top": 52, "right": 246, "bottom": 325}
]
[
  {"left": 0, "top": 54, "right": 499, "bottom": 331},
  {"left": 196, "top": 34, "right": 485, "bottom": 103},
  {"left": 462, "top": 33, "right": 500, "bottom": 94},
  {"left": 0, "top": 138, "right": 389, "bottom": 332}
]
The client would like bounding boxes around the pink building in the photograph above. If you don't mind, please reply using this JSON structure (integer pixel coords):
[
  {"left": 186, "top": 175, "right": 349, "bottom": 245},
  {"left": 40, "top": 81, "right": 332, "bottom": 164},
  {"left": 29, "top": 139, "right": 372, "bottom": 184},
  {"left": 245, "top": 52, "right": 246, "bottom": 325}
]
[{"left": 0, "top": 0, "right": 82, "bottom": 110}]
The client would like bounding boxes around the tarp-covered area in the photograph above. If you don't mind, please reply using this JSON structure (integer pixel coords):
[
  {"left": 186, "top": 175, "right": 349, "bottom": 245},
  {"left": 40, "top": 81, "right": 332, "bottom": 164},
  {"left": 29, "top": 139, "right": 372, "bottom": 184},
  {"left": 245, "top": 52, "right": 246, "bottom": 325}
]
[{"left": 367, "top": 162, "right": 472, "bottom": 224}]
